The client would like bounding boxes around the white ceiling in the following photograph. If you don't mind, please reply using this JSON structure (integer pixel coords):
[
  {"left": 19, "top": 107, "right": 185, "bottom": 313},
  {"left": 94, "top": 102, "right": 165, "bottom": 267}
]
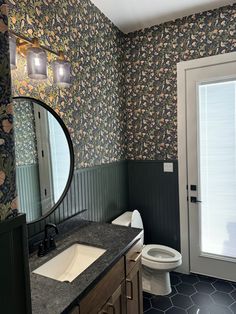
[{"left": 90, "top": 0, "right": 235, "bottom": 33}]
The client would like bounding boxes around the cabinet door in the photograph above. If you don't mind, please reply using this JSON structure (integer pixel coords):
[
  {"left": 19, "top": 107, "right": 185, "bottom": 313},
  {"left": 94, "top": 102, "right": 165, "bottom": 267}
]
[
  {"left": 126, "top": 258, "right": 143, "bottom": 314},
  {"left": 98, "top": 282, "right": 126, "bottom": 314},
  {"left": 80, "top": 258, "right": 125, "bottom": 314}
]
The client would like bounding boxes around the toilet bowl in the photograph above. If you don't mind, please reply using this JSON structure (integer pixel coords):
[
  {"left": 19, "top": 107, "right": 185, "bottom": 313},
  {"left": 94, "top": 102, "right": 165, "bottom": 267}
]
[{"left": 112, "top": 210, "right": 182, "bottom": 296}]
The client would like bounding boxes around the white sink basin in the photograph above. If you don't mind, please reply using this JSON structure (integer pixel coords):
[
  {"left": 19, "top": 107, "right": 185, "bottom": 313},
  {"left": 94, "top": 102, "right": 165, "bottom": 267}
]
[{"left": 33, "top": 244, "right": 106, "bottom": 282}]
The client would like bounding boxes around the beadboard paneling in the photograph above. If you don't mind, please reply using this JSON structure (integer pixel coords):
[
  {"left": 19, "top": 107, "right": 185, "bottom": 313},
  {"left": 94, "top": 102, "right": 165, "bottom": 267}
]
[
  {"left": 128, "top": 160, "right": 180, "bottom": 251},
  {"left": 16, "top": 164, "right": 41, "bottom": 222},
  {"left": 28, "top": 161, "right": 128, "bottom": 237}
]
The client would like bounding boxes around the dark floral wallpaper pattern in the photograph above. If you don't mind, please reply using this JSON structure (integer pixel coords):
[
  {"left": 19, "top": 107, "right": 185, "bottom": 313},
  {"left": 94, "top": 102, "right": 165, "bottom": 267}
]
[
  {"left": 124, "top": 4, "right": 236, "bottom": 160},
  {"left": 0, "top": 0, "right": 17, "bottom": 221},
  {"left": 9, "top": 0, "right": 126, "bottom": 169},
  {"left": 9, "top": 1, "right": 236, "bottom": 165}
]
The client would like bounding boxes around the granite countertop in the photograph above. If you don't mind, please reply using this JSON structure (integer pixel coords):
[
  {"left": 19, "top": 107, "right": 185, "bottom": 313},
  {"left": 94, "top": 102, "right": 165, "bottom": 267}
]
[{"left": 29, "top": 220, "right": 143, "bottom": 314}]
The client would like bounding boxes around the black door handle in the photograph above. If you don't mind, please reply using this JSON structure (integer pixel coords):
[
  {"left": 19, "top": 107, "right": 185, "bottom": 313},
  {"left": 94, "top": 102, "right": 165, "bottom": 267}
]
[{"left": 191, "top": 196, "right": 202, "bottom": 203}]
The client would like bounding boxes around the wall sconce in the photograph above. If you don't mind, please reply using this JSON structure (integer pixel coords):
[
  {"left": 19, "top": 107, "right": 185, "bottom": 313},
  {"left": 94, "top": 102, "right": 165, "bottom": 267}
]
[
  {"left": 9, "top": 35, "right": 17, "bottom": 69},
  {"left": 27, "top": 38, "right": 47, "bottom": 80},
  {"left": 52, "top": 51, "right": 71, "bottom": 88},
  {"left": 9, "top": 31, "right": 71, "bottom": 88}
]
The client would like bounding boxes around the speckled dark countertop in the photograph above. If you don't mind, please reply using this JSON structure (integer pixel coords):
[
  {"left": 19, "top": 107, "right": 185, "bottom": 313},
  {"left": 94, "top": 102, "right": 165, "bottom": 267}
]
[{"left": 29, "top": 220, "right": 143, "bottom": 314}]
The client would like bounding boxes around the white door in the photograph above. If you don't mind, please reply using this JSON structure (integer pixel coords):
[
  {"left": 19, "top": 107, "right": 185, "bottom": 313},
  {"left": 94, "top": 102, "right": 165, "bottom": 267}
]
[{"left": 186, "top": 58, "right": 236, "bottom": 281}]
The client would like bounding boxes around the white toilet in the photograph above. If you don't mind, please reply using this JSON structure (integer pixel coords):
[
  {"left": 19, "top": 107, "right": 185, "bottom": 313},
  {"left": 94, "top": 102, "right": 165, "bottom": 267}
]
[{"left": 112, "top": 210, "right": 182, "bottom": 296}]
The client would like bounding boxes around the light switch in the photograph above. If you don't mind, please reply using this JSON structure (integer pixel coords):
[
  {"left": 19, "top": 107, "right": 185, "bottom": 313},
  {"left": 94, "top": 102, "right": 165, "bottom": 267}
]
[{"left": 163, "top": 162, "right": 173, "bottom": 173}]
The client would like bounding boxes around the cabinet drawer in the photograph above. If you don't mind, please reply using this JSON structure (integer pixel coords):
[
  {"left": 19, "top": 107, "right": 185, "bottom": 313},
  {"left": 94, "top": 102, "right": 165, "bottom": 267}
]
[
  {"left": 125, "top": 238, "right": 142, "bottom": 275},
  {"left": 79, "top": 257, "right": 125, "bottom": 314}
]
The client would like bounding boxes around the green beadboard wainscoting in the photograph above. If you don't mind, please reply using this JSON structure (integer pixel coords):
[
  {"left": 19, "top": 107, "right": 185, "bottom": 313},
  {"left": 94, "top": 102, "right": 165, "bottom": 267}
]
[
  {"left": 128, "top": 160, "right": 180, "bottom": 251},
  {"left": 28, "top": 161, "right": 128, "bottom": 238}
]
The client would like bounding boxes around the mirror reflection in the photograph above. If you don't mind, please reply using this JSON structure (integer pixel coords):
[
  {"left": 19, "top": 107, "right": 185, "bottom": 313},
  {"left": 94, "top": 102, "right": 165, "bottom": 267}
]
[{"left": 13, "top": 98, "right": 71, "bottom": 223}]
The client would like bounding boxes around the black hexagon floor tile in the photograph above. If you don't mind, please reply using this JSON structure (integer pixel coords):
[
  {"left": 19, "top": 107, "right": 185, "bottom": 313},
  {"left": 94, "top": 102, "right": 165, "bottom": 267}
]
[
  {"left": 194, "top": 282, "right": 215, "bottom": 294},
  {"left": 143, "top": 273, "right": 236, "bottom": 314},
  {"left": 176, "top": 283, "right": 196, "bottom": 296},
  {"left": 144, "top": 297, "right": 152, "bottom": 312},
  {"left": 144, "top": 308, "right": 164, "bottom": 314},
  {"left": 181, "top": 274, "right": 199, "bottom": 285},
  {"left": 211, "top": 291, "right": 234, "bottom": 306},
  {"left": 230, "top": 302, "right": 236, "bottom": 313},
  {"left": 168, "top": 286, "right": 177, "bottom": 297},
  {"left": 191, "top": 292, "right": 213, "bottom": 307},
  {"left": 144, "top": 291, "right": 153, "bottom": 299},
  {"left": 213, "top": 280, "right": 234, "bottom": 293},
  {"left": 187, "top": 305, "right": 210, "bottom": 314},
  {"left": 232, "top": 281, "right": 236, "bottom": 289},
  {"left": 151, "top": 296, "right": 172, "bottom": 311},
  {"left": 166, "top": 307, "right": 186, "bottom": 314},
  {"left": 231, "top": 290, "right": 236, "bottom": 301},
  {"left": 207, "top": 303, "right": 233, "bottom": 314},
  {"left": 197, "top": 275, "right": 217, "bottom": 284},
  {"left": 171, "top": 293, "right": 193, "bottom": 309},
  {"left": 170, "top": 273, "right": 182, "bottom": 286}
]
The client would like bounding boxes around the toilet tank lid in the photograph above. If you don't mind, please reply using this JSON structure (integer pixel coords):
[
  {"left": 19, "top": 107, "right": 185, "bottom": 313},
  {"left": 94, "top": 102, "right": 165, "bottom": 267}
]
[{"left": 111, "top": 211, "right": 133, "bottom": 226}]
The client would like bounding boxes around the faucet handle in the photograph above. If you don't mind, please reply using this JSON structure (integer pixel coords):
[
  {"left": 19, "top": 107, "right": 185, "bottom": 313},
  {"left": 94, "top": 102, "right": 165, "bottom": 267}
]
[{"left": 44, "top": 223, "right": 59, "bottom": 238}]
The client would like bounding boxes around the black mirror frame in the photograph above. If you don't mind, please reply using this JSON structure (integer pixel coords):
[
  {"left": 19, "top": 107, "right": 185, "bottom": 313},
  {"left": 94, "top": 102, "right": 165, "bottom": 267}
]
[{"left": 13, "top": 96, "right": 74, "bottom": 225}]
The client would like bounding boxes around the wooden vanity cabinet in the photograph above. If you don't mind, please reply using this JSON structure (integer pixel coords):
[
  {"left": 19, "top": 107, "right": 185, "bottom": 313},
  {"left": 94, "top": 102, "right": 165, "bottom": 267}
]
[
  {"left": 125, "top": 238, "right": 143, "bottom": 314},
  {"left": 126, "top": 260, "right": 143, "bottom": 314},
  {"left": 75, "top": 238, "right": 143, "bottom": 314}
]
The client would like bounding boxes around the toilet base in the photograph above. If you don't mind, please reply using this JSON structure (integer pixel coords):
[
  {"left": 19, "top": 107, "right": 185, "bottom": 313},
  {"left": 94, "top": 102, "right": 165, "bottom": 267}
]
[{"left": 142, "top": 266, "right": 172, "bottom": 296}]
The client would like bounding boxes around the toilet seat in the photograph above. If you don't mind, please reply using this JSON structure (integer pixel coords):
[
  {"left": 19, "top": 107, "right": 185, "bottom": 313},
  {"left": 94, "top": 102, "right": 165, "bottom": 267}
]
[{"left": 142, "top": 244, "right": 181, "bottom": 263}]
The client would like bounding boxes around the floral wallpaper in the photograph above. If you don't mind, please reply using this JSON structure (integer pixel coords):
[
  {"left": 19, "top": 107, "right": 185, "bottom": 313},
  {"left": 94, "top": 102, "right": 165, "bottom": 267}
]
[
  {"left": 0, "top": 0, "right": 17, "bottom": 221},
  {"left": 13, "top": 99, "right": 38, "bottom": 166},
  {"left": 124, "top": 4, "right": 236, "bottom": 160},
  {"left": 9, "top": 0, "right": 126, "bottom": 170},
  {"left": 9, "top": 1, "right": 236, "bottom": 166}
]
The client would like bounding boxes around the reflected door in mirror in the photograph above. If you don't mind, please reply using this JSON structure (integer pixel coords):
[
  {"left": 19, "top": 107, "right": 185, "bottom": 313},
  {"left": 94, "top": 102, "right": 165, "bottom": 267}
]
[{"left": 13, "top": 98, "right": 73, "bottom": 223}]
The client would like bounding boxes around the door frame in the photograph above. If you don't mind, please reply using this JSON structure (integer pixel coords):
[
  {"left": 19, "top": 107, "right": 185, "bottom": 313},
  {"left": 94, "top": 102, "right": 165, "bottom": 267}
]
[{"left": 177, "top": 51, "right": 236, "bottom": 274}]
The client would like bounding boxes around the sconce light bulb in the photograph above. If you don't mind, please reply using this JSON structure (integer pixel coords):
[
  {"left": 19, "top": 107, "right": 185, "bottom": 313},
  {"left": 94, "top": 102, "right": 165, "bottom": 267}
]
[
  {"left": 34, "top": 57, "right": 41, "bottom": 67},
  {"left": 59, "top": 67, "right": 64, "bottom": 76}
]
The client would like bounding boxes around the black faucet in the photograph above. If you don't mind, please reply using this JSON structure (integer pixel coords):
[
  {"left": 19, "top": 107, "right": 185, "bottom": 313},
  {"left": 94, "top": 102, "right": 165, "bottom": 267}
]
[{"left": 38, "top": 223, "right": 59, "bottom": 257}]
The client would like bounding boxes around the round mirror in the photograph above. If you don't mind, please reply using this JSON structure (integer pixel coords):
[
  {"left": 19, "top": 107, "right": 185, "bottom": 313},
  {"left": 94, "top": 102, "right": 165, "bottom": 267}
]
[{"left": 13, "top": 97, "right": 74, "bottom": 224}]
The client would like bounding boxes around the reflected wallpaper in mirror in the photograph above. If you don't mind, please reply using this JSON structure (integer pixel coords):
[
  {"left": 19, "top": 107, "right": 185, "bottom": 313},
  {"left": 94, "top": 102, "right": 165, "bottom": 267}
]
[{"left": 13, "top": 98, "right": 71, "bottom": 223}]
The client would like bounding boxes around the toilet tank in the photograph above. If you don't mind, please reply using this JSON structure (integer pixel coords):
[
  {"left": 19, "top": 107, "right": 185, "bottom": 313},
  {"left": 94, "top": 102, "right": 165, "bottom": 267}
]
[
  {"left": 111, "top": 211, "right": 133, "bottom": 227},
  {"left": 112, "top": 210, "right": 144, "bottom": 245},
  {"left": 131, "top": 210, "right": 144, "bottom": 229}
]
